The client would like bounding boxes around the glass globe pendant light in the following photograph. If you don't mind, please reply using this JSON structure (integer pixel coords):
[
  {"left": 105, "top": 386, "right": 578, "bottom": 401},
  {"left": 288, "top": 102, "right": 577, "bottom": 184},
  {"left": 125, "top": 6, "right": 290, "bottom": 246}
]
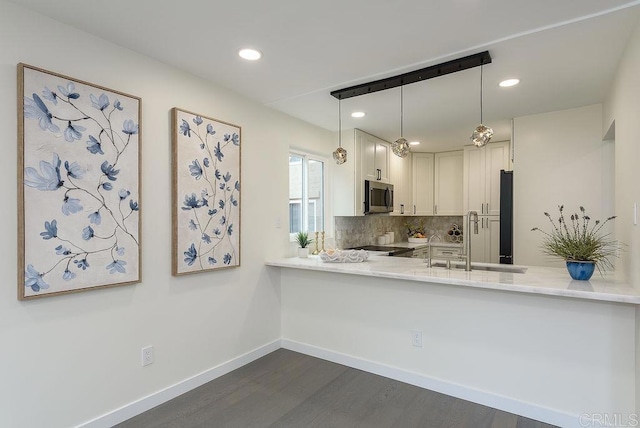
[
  {"left": 470, "top": 64, "right": 493, "bottom": 147},
  {"left": 392, "top": 85, "right": 410, "bottom": 158},
  {"left": 333, "top": 98, "right": 347, "bottom": 164}
]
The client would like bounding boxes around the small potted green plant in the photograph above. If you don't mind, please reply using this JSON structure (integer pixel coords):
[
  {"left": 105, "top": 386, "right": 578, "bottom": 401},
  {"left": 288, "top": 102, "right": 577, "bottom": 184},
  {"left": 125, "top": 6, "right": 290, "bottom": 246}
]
[
  {"left": 295, "top": 231, "right": 313, "bottom": 258},
  {"left": 531, "top": 205, "right": 619, "bottom": 280}
]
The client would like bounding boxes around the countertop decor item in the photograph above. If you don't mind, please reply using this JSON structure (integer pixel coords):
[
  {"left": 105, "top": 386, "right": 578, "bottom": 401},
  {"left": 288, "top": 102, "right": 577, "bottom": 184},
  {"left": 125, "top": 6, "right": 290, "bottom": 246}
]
[
  {"left": 312, "top": 232, "right": 320, "bottom": 255},
  {"left": 531, "top": 205, "right": 619, "bottom": 280},
  {"left": 295, "top": 231, "right": 313, "bottom": 258},
  {"left": 446, "top": 224, "right": 463, "bottom": 244},
  {"left": 405, "top": 219, "right": 426, "bottom": 239},
  {"left": 320, "top": 249, "right": 369, "bottom": 263}
]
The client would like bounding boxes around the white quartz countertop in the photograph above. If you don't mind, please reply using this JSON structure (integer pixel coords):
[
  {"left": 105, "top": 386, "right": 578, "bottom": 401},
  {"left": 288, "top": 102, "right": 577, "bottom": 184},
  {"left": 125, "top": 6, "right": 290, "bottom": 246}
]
[{"left": 265, "top": 255, "right": 640, "bottom": 305}]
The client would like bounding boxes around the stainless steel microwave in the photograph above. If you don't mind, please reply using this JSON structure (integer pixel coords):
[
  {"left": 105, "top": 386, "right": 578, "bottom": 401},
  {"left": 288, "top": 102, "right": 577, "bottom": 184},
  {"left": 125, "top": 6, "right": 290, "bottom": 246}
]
[{"left": 364, "top": 180, "right": 394, "bottom": 214}]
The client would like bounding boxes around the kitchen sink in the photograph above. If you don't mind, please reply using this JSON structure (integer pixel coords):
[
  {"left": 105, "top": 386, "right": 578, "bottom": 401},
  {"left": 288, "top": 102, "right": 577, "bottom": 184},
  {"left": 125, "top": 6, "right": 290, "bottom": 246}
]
[{"left": 429, "top": 260, "right": 528, "bottom": 274}]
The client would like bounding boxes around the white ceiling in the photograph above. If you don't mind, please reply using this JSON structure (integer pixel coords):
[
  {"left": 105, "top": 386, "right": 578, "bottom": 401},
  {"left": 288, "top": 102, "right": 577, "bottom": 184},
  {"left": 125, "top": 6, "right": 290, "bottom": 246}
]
[{"left": 10, "top": 0, "right": 640, "bottom": 152}]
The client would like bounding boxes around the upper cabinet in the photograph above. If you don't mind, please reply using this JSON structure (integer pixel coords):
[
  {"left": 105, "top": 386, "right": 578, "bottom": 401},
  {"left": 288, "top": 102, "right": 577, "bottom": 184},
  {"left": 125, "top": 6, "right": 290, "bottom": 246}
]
[
  {"left": 360, "top": 130, "right": 390, "bottom": 183},
  {"left": 463, "top": 141, "right": 510, "bottom": 216},
  {"left": 434, "top": 151, "right": 463, "bottom": 216},
  {"left": 332, "top": 129, "right": 391, "bottom": 217},
  {"left": 390, "top": 151, "right": 412, "bottom": 215},
  {"left": 411, "top": 153, "right": 434, "bottom": 216}
]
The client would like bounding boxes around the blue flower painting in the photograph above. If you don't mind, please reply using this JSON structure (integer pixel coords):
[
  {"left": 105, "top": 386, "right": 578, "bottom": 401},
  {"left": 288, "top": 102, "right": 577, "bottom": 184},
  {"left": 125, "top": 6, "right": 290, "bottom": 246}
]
[
  {"left": 172, "top": 108, "right": 240, "bottom": 275},
  {"left": 18, "top": 64, "right": 141, "bottom": 299}
]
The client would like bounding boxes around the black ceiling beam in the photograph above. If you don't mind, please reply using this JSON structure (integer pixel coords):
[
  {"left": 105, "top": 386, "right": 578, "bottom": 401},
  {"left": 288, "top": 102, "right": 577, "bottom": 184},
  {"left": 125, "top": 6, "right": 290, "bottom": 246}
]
[{"left": 330, "top": 51, "right": 491, "bottom": 100}]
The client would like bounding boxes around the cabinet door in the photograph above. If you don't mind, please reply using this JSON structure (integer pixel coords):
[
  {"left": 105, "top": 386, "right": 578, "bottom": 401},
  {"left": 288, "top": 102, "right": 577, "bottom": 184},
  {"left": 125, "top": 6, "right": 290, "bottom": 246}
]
[
  {"left": 434, "top": 151, "right": 463, "bottom": 215},
  {"left": 359, "top": 130, "right": 390, "bottom": 183},
  {"left": 467, "top": 215, "right": 486, "bottom": 263},
  {"left": 485, "top": 216, "right": 501, "bottom": 263},
  {"left": 484, "top": 141, "right": 510, "bottom": 216},
  {"left": 359, "top": 130, "right": 378, "bottom": 182},
  {"left": 390, "top": 152, "right": 412, "bottom": 215},
  {"left": 375, "top": 141, "right": 390, "bottom": 183},
  {"left": 412, "top": 153, "right": 434, "bottom": 215},
  {"left": 463, "top": 146, "right": 484, "bottom": 214}
]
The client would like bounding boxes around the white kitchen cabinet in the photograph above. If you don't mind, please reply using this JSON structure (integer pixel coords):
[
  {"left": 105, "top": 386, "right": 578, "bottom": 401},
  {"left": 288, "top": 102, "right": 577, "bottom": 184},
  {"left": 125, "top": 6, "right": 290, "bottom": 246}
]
[
  {"left": 411, "top": 246, "right": 430, "bottom": 259},
  {"left": 411, "top": 153, "right": 434, "bottom": 215},
  {"left": 390, "top": 151, "right": 412, "bottom": 215},
  {"left": 431, "top": 245, "right": 462, "bottom": 259},
  {"left": 463, "top": 141, "right": 510, "bottom": 216},
  {"left": 332, "top": 129, "right": 391, "bottom": 216},
  {"left": 434, "top": 151, "right": 463, "bottom": 215},
  {"left": 360, "top": 130, "right": 390, "bottom": 183},
  {"left": 468, "top": 215, "right": 500, "bottom": 263}
]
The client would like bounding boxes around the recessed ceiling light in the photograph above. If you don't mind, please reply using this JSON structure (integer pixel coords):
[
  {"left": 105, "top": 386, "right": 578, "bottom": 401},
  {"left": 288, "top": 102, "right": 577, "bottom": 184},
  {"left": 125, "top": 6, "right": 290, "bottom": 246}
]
[
  {"left": 499, "top": 78, "right": 520, "bottom": 87},
  {"left": 238, "top": 48, "right": 262, "bottom": 61},
  {"left": 351, "top": 111, "right": 366, "bottom": 118},
  {"left": 409, "top": 141, "right": 420, "bottom": 146}
]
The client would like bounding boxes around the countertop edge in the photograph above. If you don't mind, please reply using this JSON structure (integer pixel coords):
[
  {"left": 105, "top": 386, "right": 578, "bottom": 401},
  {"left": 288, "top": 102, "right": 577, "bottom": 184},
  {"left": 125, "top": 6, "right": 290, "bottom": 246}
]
[{"left": 265, "top": 258, "right": 640, "bottom": 305}]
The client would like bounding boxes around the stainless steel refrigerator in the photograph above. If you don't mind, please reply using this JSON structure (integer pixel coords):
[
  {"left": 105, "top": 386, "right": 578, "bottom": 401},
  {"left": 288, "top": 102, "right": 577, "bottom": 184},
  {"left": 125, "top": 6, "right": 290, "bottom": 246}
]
[{"left": 499, "top": 170, "right": 514, "bottom": 264}]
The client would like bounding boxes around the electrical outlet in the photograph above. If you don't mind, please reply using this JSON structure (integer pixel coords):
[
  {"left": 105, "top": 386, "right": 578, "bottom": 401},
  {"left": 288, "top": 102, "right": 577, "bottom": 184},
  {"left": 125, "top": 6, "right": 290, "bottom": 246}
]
[
  {"left": 411, "top": 330, "right": 423, "bottom": 348},
  {"left": 141, "top": 346, "right": 154, "bottom": 366}
]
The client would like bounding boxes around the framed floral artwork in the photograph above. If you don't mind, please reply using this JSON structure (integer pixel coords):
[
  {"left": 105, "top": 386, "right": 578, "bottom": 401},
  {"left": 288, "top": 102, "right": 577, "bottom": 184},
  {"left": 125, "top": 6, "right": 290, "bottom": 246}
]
[
  {"left": 18, "top": 63, "right": 142, "bottom": 300},
  {"left": 172, "top": 108, "right": 241, "bottom": 275}
]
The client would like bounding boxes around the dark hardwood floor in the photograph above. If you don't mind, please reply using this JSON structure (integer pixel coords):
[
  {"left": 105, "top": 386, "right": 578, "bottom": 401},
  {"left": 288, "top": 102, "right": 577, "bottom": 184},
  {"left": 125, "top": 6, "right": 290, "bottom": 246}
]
[{"left": 116, "top": 349, "right": 557, "bottom": 428}]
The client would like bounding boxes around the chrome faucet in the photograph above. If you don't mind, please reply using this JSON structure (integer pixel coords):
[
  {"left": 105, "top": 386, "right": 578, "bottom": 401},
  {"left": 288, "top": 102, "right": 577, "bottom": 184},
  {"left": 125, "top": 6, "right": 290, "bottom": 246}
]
[
  {"left": 424, "top": 233, "right": 441, "bottom": 267},
  {"left": 463, "top": 211, "right": 479, "bottom": 271}
]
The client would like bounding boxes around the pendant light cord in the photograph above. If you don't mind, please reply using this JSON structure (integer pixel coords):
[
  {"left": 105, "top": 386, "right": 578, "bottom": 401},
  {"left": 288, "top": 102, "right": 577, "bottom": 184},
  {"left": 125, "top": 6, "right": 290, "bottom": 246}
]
[
  {"left": 338, "top": 98, "right": 342, "bottom": 148},
  {"left": 480, "top": 65, "right": 484, "bottom": 124},
  {"left": 400, "top": 85, "right": 404, "bottom": 138}
]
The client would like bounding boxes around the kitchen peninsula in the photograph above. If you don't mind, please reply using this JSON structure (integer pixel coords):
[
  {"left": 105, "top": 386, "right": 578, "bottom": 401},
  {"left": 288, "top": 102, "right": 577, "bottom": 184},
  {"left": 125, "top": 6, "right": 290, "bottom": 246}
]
[
  {"left": 267, "top": 254, "right": 640, "bottom": 304},
  {"left": 269, "top": 255, "right": 638, "bottom": 428}
]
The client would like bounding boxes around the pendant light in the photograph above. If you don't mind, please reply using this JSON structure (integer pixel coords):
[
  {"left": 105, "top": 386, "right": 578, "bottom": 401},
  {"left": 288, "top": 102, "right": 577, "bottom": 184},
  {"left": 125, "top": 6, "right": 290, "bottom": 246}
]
[
  {"left": 470, "top": 64, "right": 493, "bottom": 147},
  {"left": 332, "top": 97, "right": 347, "bottom": 164},
  {"left": 392, "top": 85, "right": 410, "bottom": 158}
]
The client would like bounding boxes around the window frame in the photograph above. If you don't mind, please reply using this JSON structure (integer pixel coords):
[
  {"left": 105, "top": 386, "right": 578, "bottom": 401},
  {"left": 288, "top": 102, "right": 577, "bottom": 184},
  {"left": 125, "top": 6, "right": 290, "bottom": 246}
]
[{"left": 288, "top": 150, "right": 328, "bottom": 240}]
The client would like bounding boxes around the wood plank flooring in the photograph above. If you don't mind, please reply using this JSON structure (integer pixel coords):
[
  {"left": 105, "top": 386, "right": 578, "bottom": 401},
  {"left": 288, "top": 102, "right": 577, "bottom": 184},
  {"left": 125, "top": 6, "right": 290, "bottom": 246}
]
[{"left": 116, "top": 349, "right": 557, "bottom": 428}]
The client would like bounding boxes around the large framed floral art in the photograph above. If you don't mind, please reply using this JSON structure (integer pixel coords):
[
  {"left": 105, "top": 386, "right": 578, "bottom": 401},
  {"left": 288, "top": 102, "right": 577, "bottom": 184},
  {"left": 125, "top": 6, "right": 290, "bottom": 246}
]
[
  {"left": 172, "top": 108, "right": 241, "bottom": 275},
  {"left": 18, "top": 64, "right": 142, "bottom": 300}
]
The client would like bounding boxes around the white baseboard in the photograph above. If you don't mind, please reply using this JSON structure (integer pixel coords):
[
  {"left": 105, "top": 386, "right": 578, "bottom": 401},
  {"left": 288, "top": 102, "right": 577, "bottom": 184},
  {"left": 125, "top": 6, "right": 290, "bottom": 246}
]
[
  {"left": 281, "top": 339, "right": 580, "bottom": 428},
  {"left": 77, "top": 338, "right": 581, "bottom": 428},
  {"left": 77, "top": 340, "right": 281, "bottom": 428}
]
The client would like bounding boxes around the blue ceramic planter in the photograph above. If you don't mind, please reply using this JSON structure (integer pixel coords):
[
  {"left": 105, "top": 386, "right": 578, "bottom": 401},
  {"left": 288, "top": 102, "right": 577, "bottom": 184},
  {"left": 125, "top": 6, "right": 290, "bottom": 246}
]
[{"left": 566, "top": 261, "right": 595, "bottom": 281}]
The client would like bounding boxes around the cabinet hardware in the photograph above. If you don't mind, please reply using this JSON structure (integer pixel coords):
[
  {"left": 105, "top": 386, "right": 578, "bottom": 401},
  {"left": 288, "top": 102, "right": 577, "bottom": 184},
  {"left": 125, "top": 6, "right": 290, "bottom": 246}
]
[
  {"left": 481, "top": 203, "right": 484, "bottom": 214},
  {"left": 400, "top": 204, "right": 404, "bottom": 214},
  {"left": 413, "top": 205, "right": 416, "bottom": 215},
  {"left": 434, "top": 205, "right": 438, "bottom": 214},
  {"left": 376, "top": 168, "right": 381, "bottom": 180},
  {"left": 486, "top": 202, "right": 489, "bottom": 213},
  {"left": 482, "top": 217, "right": 485, "bottom": 228}
]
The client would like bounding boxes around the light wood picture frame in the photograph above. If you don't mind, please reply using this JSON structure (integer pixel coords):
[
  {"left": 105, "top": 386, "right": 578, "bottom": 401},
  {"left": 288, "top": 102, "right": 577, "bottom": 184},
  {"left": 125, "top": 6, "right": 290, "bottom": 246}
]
[
  {"left": 172, "top": 108, "right": 241, "bottom": 275},
  {"left": 18, "top": 63, "right": 142, "bottom": 300}
]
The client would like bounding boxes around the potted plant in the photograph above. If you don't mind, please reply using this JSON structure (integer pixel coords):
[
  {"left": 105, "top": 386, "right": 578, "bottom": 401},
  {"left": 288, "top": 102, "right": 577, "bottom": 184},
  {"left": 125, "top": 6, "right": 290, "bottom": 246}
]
[
  {"left": 531, "top": 205, "right": 619, "bottom": 280},
  {"left": 405, "top": 219, "right": 426, "bottom": 241},
  {"left": 295, "top": 231, "right": 313, "bottom": 258}
]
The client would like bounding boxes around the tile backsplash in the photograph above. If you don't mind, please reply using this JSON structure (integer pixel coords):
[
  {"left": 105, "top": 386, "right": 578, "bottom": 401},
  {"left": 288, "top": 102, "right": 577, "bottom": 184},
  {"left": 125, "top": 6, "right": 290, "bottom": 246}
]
[{"left": 334, "top": 215, "right": 463, "bottom": 249}]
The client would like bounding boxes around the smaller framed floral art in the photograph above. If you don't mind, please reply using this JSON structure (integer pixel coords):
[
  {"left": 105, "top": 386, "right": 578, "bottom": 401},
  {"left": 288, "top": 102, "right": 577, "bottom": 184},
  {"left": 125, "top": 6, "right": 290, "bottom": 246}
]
[
  {"left": 172, "top": 108, "right": 241, "bottom": 275},
  {"left": 18, "top": 64, "right": 142, "bottom": 300}
]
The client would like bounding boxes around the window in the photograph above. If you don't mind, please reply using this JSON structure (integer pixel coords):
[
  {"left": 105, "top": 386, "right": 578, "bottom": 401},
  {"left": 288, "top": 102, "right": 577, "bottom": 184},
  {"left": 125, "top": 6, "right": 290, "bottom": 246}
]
[{"left": 289, "top": 152, "right": 324, "bottom": 235}]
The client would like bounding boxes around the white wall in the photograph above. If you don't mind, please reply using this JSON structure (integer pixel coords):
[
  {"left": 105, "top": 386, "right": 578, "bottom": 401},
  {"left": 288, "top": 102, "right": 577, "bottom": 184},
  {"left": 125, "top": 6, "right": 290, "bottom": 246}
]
[
  {"left": 512, "top": 104, "right": 615, "bottom": 268},
  {"left": 280, "top": 269, "right": 636, "bottom": 426},
  {"left": 603, "top": 15, "right": 640, "bottom": 415},
  {"left": 0, "top": 1, "right": 332, "bottom": 427}
]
